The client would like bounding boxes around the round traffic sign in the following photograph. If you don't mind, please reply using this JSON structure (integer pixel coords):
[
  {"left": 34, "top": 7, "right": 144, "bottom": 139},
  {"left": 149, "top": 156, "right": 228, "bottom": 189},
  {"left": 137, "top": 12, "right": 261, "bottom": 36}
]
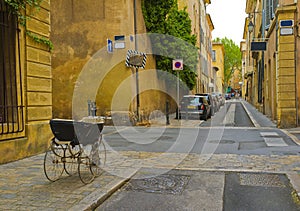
[{"left": 175, "top": 62, "right": 182, "bottom": 68}]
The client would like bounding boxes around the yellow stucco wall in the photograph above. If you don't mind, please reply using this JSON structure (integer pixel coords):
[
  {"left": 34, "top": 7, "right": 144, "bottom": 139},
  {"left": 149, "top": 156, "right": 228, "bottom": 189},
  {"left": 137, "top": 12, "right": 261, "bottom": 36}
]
[
  {"left": 275, "top": 6, "right": 297, "bottom": 128},
  {"left": 212, "top": 43, "right": 225, "bottom": 93},
  {"left": 245, "top": 0, "right": 298, "bottom": 128},
  {"left": 51, "top": 0, "right": 171, "bottom": 122}
]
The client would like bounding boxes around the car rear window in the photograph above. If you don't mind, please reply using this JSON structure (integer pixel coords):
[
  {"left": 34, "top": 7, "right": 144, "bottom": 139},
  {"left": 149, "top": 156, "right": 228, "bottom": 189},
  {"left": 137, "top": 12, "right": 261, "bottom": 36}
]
[{"left": 181, "top": 97, "right": 203, "bottom": 104}]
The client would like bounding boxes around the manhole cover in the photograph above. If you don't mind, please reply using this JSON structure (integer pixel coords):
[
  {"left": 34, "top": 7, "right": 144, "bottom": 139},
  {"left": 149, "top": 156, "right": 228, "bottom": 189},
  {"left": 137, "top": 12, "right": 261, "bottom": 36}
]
[
  {"left": 125, "top": 174, "right": 190, "bottom": 195},
  {"left": 238, "top": 173, "right": 285, "bottom": 187}
]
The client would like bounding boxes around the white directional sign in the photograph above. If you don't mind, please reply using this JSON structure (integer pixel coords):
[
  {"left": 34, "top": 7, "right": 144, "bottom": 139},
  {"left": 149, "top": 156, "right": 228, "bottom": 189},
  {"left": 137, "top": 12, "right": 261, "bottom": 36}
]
[{"left": 107, "top": 39, "right": 113, "bottom": 53}]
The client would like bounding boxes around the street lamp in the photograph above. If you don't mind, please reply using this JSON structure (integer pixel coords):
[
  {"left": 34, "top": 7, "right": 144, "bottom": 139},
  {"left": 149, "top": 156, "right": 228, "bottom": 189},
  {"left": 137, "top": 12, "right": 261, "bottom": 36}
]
[{"left": 248, "top": 20, "right": 254, "bottom": 33}]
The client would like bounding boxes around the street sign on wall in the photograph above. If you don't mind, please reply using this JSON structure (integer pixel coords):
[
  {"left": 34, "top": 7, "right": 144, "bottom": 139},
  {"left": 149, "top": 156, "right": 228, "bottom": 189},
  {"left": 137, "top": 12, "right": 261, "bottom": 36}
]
[
  {"left": 107, "top": 39, "right": 113, "bottom": 53},
  {"left": 251, "top": 42, "right": 267, "bottom": 51},
  {"left": 114, "top": 35, "right": 125, "bottom": 49},
  {"left": 280, "top": 20, "right": 294, "bottom": 36}
]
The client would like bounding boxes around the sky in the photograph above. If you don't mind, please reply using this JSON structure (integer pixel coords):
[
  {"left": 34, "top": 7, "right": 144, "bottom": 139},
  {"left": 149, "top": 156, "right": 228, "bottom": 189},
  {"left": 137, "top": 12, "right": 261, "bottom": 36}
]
[{"left": 206, "top": 0, "right": 247, "bottom": 45}]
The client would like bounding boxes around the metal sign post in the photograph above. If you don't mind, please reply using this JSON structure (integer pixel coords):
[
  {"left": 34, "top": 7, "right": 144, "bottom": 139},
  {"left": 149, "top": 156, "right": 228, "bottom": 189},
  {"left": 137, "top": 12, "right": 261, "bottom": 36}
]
[
  {"left": 172, "top": 59, "right": 183, "bottom": 120},
  {"left": 125, "top": 50, "right": 147, "bottom": 121}
]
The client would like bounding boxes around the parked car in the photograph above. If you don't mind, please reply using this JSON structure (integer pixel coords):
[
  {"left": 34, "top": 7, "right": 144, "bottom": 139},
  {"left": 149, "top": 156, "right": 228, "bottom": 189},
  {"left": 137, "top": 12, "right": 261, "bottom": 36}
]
[
  {"left": 178, "top": 95, "right": 211, "bottom": 120},
  {"left": 225, "top": 93, "right": 231, "bottom": 100},
  {"left": 213, "top": 92, "right": 225, "bottom": 106},
  {"left": 211, "top": 94, "right": 220, "bottom": 113},
  {"left": 195, "top": 93, "right": 215, "bottom": 116}
]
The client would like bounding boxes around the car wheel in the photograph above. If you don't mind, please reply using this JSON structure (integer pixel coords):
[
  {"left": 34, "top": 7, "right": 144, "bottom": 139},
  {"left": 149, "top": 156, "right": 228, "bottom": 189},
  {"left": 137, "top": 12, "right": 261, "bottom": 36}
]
[{"left": 202, "top": 111, "right": 208, "bottom": 121}]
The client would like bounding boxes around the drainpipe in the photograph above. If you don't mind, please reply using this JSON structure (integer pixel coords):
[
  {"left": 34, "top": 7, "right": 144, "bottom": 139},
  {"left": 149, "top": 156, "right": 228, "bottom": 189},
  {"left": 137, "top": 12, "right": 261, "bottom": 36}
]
[
  {"left": 294, "top": 9, "right": 298, "bottom": 126},
  {"left": 275, "top": 19, "right": 279, "bottom": 126},
  {"left": 133, "top": 0, "right": 140, "bottom": 121}
]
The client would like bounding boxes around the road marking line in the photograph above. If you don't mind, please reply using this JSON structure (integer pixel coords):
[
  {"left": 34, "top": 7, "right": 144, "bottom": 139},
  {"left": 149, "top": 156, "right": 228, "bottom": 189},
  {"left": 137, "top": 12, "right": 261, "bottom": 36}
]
[
  {"left": 223, "top": 103, "right": 235, "bottom": 125},
  {"left": 264, "top": 138, "right": 288, "bottom": 147},
  {"left": 260, "top": 132, "right": 288, "bottom": 147},
  {"left": 260, "top": 132, "right": 279, "bottom": 137}
]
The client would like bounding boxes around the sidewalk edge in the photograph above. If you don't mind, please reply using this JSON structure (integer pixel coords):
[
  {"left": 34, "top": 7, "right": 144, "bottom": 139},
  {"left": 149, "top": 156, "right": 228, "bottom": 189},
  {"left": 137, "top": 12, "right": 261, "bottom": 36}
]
[
  {"left": 240, "top": 101, "right": 260, "bottom": 127},
  {"left": 281, "top": 129, "right": 300, "bottom": 146},
  {"left": 69, "top": 170, "right": 137, "bottom": 211},
  {"left": 287, "top": 172, "right": 300, "bottom": 199}
]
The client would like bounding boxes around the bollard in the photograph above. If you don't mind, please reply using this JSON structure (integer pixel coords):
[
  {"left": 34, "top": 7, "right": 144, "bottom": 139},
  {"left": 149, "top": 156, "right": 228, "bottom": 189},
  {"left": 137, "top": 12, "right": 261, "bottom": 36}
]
[
  {"left": 88, "top": 100, "right": 97, "bottom": 117},
  {"left": 166, "top": 101, "right": 170, "bottom": 125},
  {"left": 87, "top": 100, "right": 92, "bottom": 116},
  {"left": 91, "top": 102, "right": 97, "bottom": 117}
]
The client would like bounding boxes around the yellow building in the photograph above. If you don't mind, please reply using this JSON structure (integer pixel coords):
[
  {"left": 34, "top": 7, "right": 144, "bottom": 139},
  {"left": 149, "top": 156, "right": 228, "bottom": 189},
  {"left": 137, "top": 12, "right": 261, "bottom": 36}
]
[
  {"left": 0, "top": 0, "right": 52, "bottom": 163},
  {"left": 212, "top": 42, "right": 225, "bottom": 93},
  {"left": 51, "top": 0, "right": 183, "bottom": 123},
  {"left": 244, "top": 0, "right": 299, "bottom": 128},
  {"left": 178, "top": 0, "right": 213, "bottom": 94}
]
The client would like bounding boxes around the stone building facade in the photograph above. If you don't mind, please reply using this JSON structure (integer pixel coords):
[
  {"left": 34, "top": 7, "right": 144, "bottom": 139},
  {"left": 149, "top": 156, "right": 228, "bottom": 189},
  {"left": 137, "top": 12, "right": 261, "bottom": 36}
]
[
  {"left": 178, "top": 0, "right": 213, "bottom": 94},
  {"left": 0, "top": 0, "right": 52, "bottom": 163},
  {"left": 212, "top": 42, "right": 225, "bottom": 93},
  {"left": 244, "top": 0, "right": 300, "bottom": 128}
]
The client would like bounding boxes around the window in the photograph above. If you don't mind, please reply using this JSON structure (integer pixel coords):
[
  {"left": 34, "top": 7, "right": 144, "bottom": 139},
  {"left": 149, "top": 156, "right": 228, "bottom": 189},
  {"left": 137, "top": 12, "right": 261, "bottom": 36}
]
[
  {"left": 212, "top": 50, "right": 216, "bottom": 62},
  {"left": 265, "top": 0, "right": 278, "bottom": 28},
  {"left": 0, "top": 0, "right": 24, "bottom": 135}
]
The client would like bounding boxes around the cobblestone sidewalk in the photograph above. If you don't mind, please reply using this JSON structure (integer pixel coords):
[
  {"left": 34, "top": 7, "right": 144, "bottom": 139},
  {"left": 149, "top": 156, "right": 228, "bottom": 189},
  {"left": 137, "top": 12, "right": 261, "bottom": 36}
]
[{"left": 1, "top": 150, "right": 300, "bottom": 210}]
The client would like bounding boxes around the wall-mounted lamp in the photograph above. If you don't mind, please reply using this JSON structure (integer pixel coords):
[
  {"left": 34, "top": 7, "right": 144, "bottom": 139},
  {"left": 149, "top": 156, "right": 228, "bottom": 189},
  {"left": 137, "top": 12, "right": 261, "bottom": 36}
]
[{"left": 248, "top": 20, "right": 254, "bottom": 33}]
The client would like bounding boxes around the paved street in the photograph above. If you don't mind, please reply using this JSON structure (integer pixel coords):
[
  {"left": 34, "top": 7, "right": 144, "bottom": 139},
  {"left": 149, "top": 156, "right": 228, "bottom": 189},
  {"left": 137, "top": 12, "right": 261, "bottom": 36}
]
[{"left": 1, "top": 99, "right": 300, "bottom": 210}]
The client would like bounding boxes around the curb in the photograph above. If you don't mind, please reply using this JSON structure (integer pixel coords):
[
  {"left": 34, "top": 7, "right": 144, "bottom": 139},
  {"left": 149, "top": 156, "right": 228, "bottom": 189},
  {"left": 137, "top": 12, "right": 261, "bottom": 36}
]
[
  {"left": 69, "top": 170, "right": 137, "bottom": 211},
  {"left": 240, "top": 100, "right": 260, "bottom": 128},
  {"left": 281, "top": 129, "right": 300, "bottom": 146},
  {"left": 287, "top": 172, "right": 300, "bottom": 199}
]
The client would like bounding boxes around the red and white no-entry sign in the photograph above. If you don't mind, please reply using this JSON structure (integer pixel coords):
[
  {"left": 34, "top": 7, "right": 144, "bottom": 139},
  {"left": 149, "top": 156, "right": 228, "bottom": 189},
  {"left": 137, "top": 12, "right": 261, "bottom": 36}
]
[{"left": 172, "top": 59, "right": 183, "bottom": 70}]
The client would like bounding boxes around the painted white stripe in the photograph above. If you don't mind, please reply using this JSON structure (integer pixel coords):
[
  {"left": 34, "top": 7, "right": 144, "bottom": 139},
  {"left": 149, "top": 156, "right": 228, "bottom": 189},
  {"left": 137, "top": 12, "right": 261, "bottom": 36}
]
[
  {"left": 264, "top": 138, "right": 288, "bottom": 147},
  {"left": 223, "top": 104, "right": 236, "bottom": 125},
  {"left": 260, "top": 132, "right": 288, "bottom": 146},
  {"left": 260, "top": 132, "right": 279, "bottom": 137}
]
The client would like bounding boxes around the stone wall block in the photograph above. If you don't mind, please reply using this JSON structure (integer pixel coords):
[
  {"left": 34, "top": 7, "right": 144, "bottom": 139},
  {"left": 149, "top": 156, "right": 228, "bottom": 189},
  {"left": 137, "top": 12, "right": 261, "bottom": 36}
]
[
  {"left": 27, "top": 47, "right": 51, "bottom": 65},
  {"left": 27, "top": 107, "right": 52, "bottom": 121},
  {"left": 27, "top": 18, "right": 50, "bottom": 37},
  {"left": 277, "top": 91, "right": 296, "bottom": 100},
  {"left": 29, "top": 7, "right": 50, "bottom": 23},
  {"left": 278, "top": 100, "right": 296, "bottom": 108},
  {"left": 27, "top": 77, "right": 51, "bottom": 92},
  {"left": 277, "top": 67, "right": 295, "bottom": 76},
  {"left": 27, "top": 92, "right": 52, "bottom": 106},
  {"left": 27, "top": 62, "right": 51, "bottom": 78}
]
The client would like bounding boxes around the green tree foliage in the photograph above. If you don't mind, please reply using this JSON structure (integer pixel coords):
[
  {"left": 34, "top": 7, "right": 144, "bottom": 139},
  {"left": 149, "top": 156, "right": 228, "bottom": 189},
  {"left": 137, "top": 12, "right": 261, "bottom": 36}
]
[
  {"left": 4, "top": 0, "right": 53, "bottom": 50},
  {"left": 142, "top": 0, "right": 198, "bottom": 90},
  {"left": 214, "top": 37, "right": 242, "bottom": 90}
]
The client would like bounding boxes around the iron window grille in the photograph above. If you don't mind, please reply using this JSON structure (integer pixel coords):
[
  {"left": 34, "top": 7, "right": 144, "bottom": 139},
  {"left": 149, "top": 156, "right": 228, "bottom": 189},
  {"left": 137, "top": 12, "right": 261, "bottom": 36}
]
[{"left": 0, "top": 0, "right": 24, "bottom": 135}]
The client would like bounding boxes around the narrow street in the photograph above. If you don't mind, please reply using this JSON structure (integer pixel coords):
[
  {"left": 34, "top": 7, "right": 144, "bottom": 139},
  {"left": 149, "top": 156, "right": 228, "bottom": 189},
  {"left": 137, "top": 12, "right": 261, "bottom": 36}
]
[
  {"left": 102, "top": 99, "right": 300, "bottom": 156},
  {"left": 2, "top": 0, "right": 300, "bottom": 210},
  {"left": 95, "top": 99, "right": 300, "bottom": 210},
  {"left": 1, "top": 99, "right": 300, "bottom": 210}
]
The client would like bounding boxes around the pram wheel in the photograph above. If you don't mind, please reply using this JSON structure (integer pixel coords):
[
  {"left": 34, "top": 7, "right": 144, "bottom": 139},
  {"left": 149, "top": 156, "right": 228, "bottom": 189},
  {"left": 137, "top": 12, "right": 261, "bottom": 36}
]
[
  {"left": 78, "top": 156, "right": 95, "bottom": 184},
  {"left": 43, "top": 147, "right": 64, "bottom": 182},
  {"left": 90, "top": 137, "right": 106, "bottom": 177}
]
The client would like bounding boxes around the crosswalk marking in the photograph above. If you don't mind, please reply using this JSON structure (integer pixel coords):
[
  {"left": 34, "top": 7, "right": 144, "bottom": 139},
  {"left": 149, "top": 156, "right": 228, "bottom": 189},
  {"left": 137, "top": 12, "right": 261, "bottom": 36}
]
[
  {"left": 260, "top": 132, "right": 279, "bottom": 137},
  {"left": 260, "top": 132, "right": 288, "bottom": 147}
]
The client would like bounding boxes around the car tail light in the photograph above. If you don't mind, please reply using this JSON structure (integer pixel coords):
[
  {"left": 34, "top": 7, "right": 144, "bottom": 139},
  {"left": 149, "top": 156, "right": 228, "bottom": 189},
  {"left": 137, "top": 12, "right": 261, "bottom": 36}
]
[{"left": 200, "top": 104, "right": 205, "bottom": 110}]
